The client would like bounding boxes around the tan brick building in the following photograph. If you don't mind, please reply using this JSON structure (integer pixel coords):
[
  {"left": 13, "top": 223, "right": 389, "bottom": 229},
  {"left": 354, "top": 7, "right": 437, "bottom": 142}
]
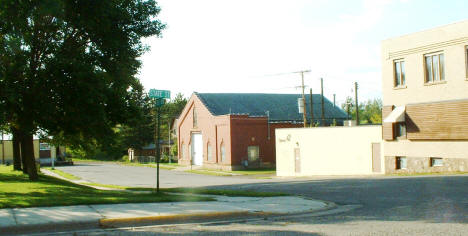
[
  {"left": 381, "top": 20, "right": 468, "bottom": 173},
  {"left": 176, "top": 93, "right": 347, "bottom": 170}
]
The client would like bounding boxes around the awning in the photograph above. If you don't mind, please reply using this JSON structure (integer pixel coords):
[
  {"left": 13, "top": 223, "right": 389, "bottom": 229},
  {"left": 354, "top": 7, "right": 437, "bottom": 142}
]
[{"left": 383, "top": 106, "right": 406, "bottom": 123}]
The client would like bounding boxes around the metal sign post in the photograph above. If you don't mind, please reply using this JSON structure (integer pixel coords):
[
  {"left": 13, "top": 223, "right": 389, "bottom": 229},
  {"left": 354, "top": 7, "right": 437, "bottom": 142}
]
[
  {"left": 1, "top": 131, "right": 4, "bottom": 165},
  {"left": 148, "top": 89, "right": 170, "bottom": 193}
]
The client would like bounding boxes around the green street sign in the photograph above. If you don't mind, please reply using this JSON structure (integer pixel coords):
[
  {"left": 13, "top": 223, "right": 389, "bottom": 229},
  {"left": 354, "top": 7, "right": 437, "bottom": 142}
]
[
  {"left": 155, "top": 98, "right": 165, "bottom": 107},
  {"left": 149, "top": 89, "right": 170, "bottom": 99}
]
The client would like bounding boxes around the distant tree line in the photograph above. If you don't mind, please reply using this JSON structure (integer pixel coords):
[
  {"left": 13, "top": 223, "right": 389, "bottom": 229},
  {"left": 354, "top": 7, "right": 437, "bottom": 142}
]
[{"left": 341, "top": 97, "right": 382, "bottom": 124}]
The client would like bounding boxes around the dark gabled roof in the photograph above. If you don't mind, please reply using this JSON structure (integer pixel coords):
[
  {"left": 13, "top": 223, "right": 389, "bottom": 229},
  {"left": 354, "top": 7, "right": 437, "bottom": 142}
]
[{"left": 195, "top": 93, "right": 348, "bottom": 122}]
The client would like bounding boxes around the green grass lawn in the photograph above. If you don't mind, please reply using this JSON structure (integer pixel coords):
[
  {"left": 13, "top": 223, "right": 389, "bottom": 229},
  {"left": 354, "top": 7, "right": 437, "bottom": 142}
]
[
  {"left": 186, "top": 170, "right": 233, "bottom": 176},
  {"left": 71, "top": 157, "right": 111, "bottom": 163},
  {"left": 186, "top": 168, "right": 276, "bottom": 176},
  {"left": 45, "top": 168, "right": 81, "bottom": 180},
  {"left": 117, "top": 162, "right": 178, "bottom": 170},
  {"left": 229, "top": 169, "right": 276, "bottom": 175},
  {"left": 0, "top": 166, "right": 213, "bottom": 209}
]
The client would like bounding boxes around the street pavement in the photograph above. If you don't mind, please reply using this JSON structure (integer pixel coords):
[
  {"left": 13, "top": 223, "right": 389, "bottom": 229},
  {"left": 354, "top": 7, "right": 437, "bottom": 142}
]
[
  {"left": 62, "top": 174, "right": 468, "bottom": 235},
  {"left": 56, "top": 163, "right": 468, "bottom": 223},
  {"left": 228, "top": 175, "right": 468, "bottom": 223},
  {"left": 56, "top": 162, "right": 272, "bottom": 188},
  {"left": 9, "top": 163, "right": 468, "bottom": 235}
]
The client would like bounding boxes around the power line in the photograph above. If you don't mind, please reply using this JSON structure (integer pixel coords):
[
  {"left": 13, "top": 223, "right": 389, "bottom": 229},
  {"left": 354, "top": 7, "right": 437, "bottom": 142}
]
[{"left": 259, "top": 70, "right": 311, "bottom": 127}]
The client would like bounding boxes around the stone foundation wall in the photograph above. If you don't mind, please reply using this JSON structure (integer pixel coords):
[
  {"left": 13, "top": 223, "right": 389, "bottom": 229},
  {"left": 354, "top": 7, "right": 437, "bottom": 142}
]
[{"left": 385, "top": 156, "right": 468, "bottom": 174}]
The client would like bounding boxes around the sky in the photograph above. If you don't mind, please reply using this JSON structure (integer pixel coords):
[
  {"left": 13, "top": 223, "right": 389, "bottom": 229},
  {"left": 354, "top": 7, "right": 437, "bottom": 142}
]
[{"left": 138, "top": 0, "right": 468, "bottom": 106}]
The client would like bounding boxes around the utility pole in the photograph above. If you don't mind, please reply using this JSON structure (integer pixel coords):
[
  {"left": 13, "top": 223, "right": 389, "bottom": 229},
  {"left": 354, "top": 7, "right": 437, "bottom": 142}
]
[
  {"left": 309, "top": 88, "right": 314, "bottom": 127},
  {"left": 346, "top": 102, "right": 351, "bottom": 120},
  {"left": 300, "top": 71, "right": 308, "bottom": 127},
  {"left": 262, "top": 70, "right": 310, "bottom": 126},
  {"left": 355, "top": 82, "right": 359, "bottom": 126},
  {"left": 321, "top": 78, "right": 325, "bottom": 126},
  {"left": 333, "top": 94, "right": 336, "bottom": 108}
]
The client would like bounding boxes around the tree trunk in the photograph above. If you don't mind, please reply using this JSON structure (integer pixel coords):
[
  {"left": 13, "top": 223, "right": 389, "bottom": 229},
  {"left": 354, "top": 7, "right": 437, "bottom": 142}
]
[
  {"left": 19, "top": 132, "right": 29, "bottom": 174},
  {"left": 11, "top": 127, "right": 22, "bottom": 171},
  {"left": 23, "top": 134, "right": 38, "bottom": 181},
  {"left": 56, "top": 146, "right": 60, "bottom": 160}
]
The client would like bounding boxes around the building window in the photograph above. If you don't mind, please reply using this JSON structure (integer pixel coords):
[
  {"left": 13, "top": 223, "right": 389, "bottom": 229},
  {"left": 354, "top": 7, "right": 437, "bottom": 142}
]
[
  {"left": 207, "top": 142, "right": 213, "bottom": 161},
  {"left": 425, "top": 52, "right": 445, "bottom": 83},
  {"left": 193, "top": 107, "right": 198, "bottom": 128},
  {"left": 394, "top": 60, "right": 406, "bottom": 87},
  {"left": 395, "top": 122, "right": 406, "bottom": 138},
  {"left": 430, "top": 157, "right": 443, "bottom": 167},
  {"left": 247, "top": 146, "right": 259, "bottom": 162},
  {"left": 220, "top": 143, "right": 226, "bottom": 163},
  {"left": 396, "top": 157, "right": 407, "bottom": 169}
]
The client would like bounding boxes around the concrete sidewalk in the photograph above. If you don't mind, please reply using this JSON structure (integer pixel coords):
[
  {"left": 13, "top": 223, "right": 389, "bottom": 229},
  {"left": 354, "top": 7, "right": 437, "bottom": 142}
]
[{"left": 0, "top": 195, "right": 331, "bottom": 235}]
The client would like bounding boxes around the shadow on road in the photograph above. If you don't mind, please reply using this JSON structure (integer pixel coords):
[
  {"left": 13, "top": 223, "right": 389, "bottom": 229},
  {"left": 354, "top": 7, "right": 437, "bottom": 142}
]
[{"left": 205, "top": 175, "right": 468, "bottom": 224}]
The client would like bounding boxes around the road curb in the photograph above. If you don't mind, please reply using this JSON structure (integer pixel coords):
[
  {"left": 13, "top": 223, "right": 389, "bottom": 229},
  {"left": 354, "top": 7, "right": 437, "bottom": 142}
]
[
  {"left": 99, "top": 211, "right": 273, "bottom": 228},
  {"left": 0, "top": 201, "right": 333, "bottom": 235},
  {"left": 0, "top": 197, "right": 333, "bottom": 235},
  {"left": 99, "top": 198, "right": 335, "bottom": 228},
  {"left": 0, "top": 220, "right": 99, "bottom": 236}
]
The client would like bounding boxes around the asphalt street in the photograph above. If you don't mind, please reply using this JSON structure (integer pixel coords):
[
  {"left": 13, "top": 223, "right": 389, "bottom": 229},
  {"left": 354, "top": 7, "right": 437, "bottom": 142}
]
[
  {"left": 55, "top": 162, "right": 271, "bottom": 188},
  {"left": 53, "top": 163, "right": 468, "bottom": 235}
]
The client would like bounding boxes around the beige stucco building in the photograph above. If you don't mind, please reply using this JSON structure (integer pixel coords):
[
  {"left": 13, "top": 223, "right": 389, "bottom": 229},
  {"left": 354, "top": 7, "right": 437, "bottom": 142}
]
[
  {"left": 276, "top": 126, "right": 383, "bottom": 176},
  {"left": 0, "top": 140, "right": 40, "bottom": 165},
  {"left": 0, "top": 138, "right": 67, "bottom": 165},
  {"left": 381, "top": 20, "right": 468, "bottom": 173}
]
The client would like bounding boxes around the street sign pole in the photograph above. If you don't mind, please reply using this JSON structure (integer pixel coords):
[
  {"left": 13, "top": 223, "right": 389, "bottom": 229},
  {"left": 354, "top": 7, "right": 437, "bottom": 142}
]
[
  {"left": 148, "top": 89, "right": 170, "bottom": 194},
  {"left": 156, "top": 100, "right": 161, "bottom": 193},
  {"left": 1, "top": 131, "right": 4, "bottom": 165}
]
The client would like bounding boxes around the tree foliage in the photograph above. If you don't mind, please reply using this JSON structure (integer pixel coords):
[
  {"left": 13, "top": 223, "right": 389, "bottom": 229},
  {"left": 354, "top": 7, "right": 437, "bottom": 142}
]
[
  {"left": 0, "top": 0, "right": 165, "bottom": 179},
  {"left": 341, "top": 97, "right": 382, "bottom": 124},
  {"left": 69, "top": 93, "right": 188, "bottom": 161}
]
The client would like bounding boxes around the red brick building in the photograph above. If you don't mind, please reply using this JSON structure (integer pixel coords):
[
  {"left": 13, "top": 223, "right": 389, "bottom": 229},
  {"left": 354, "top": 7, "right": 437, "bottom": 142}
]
[{"left": 176, "top": 93, "right": 347, "bottom": 170}]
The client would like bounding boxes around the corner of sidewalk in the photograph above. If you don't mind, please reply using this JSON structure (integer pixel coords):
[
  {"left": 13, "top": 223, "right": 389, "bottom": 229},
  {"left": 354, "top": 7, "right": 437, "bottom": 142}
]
[
  {"left": 0, "top": 195, "right": 334, "bottom": 235},
  {"left": 98, "top": 195, "right": 336, "bottom": 228}
]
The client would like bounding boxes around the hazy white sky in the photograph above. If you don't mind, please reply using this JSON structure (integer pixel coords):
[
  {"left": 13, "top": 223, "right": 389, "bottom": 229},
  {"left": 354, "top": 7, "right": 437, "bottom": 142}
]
[{"left": 138, "top": 0, "right": 468, "bottom": 105}]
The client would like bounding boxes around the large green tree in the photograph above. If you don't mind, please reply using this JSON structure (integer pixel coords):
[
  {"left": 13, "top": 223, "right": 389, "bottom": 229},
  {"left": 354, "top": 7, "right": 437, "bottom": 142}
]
[{"left": 0, "top": 0, "right": 165, "bottom": 180}]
